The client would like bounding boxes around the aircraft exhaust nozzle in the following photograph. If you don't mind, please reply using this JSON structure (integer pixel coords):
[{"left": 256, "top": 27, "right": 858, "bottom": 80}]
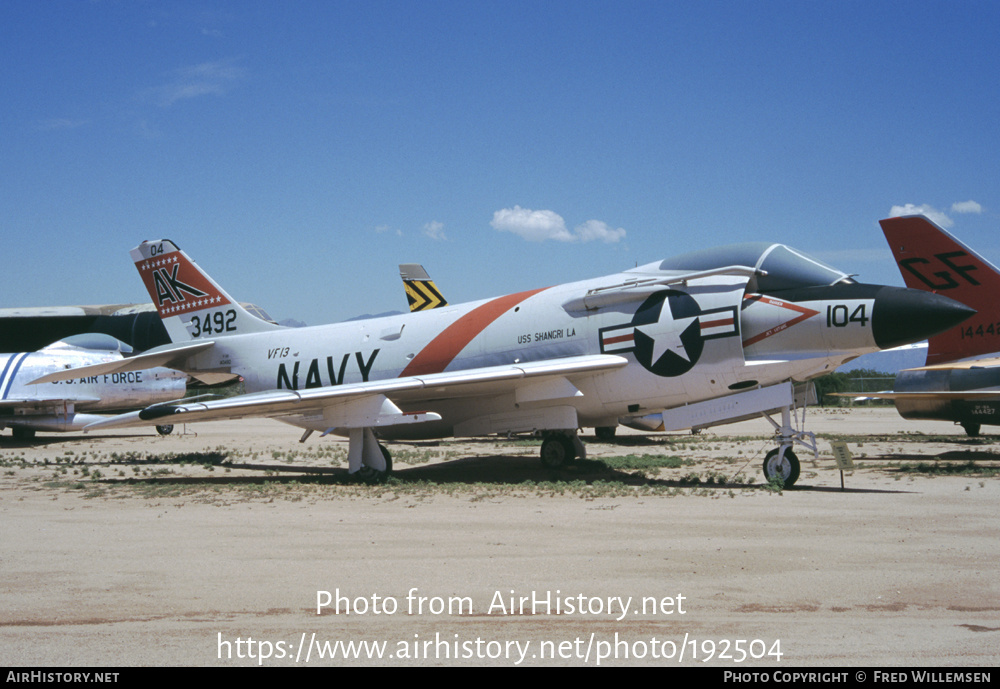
[{"left": 871, "top": 286, "right": 976, "bottom": 350}]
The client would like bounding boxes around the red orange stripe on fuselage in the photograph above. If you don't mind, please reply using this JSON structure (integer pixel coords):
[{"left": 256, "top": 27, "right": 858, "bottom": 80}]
[{"left": 401, "top": 287, "right": 550, "bottom": 376}]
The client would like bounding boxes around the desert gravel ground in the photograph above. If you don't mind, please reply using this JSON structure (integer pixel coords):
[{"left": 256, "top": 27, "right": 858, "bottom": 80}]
[{"left": 2, "top": 407, "right": 998, "bottom": 667}]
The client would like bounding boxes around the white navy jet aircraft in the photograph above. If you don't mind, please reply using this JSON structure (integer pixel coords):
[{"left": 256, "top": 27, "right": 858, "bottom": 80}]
[
  {"left": 2, "top": 339, "right": 187, "bottom": 439},
  {"left": 33, "top": 238, "right": 973, "bottom": 485}
]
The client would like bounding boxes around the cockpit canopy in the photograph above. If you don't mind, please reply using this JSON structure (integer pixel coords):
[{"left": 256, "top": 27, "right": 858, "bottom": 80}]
[{"left": 656, "top": 243, "right": 853, "bottom": 292}]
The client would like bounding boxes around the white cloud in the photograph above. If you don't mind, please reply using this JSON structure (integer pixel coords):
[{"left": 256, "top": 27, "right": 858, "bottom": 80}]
[
  {"left": 951, "top": 200, "right": 983, "bottom": 214},
  {"left": 574, "top": 219, "right": 627, "bottom": 243},
  {"left": 491, "top": 206, "right": 574, "bottom": 242},
  {"left": 142, "top": 58, "right": 246, "bottom": 107},
  {"left": 490, "top": 206, "right": 625, "bottom": 243},
  {"left": 888, "top": 203, "right": 953, "bottom": 228},
  {"left": 423, "top": 221, "right": 447, "bottom": 241}
]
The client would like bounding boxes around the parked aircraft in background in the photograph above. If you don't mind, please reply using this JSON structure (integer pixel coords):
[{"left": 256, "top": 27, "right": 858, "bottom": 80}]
[
  {"left": 399, "top": 264, "right": 448, "bottom": 312},
  {"left": 0, "top": 302, "right": 276, "bottom": 353},
  {"left": 2, "top": 340, "right": 187, "bottom": 439},
  {"left": 0, "top": 303, "right": 168, "bottom": 353},
  {"left": 35, "top": 237, "right": 972, "bottom": 485},
  {"left": 856, "top": 215, "right": 1000, "bottom": 436}
]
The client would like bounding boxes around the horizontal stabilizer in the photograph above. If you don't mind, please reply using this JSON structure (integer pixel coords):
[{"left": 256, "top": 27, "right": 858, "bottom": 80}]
[
  {"left": 29, "top": 340, "right": 215, "bottom": 385},
  {"left": 905, "top": 357, "right": 1000, "bottom": 371}
]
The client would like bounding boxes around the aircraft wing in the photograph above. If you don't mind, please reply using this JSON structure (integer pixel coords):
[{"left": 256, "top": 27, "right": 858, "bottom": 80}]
[
  {"left": 29, "top": 341, "right": 216, "bottom": 385},
  {"left": 836, "top": 390, "right": 1000, "bottom": 401},
  {"left": 905, "top": 357, "right": 1000, "bottom": 371},
  {"left": 85, "top": 354, "right": 629, "bottom": 431},
  {"left": 0, "top": 304, "right": 145, "bottom": 318},
  {"left": 830, "top": 390, "right": 1000, "bottom": 404},
  {"left": 0, "top": 396, "right": 102, "bottom": 409},
  {"left": 832, "top": 354, "right": 1000, "bottom": 402}
]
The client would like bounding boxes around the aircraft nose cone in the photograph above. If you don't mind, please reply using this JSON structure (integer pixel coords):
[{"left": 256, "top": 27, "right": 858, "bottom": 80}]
[{"left": 871, "top": 286, "right": 976, "bottom": 349}]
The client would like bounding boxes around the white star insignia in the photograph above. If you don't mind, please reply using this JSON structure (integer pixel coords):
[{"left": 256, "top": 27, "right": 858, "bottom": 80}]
[{"left": 635, "top": 297, "right": 697, "bottom": 364}]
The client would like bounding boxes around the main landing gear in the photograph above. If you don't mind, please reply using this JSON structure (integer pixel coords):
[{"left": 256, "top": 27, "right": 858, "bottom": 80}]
[
  {"left": 539, "top": 431, "right": 586, "bottom": 469},
  {"left": 594, "top": 425, "right": 617, "bottom": 441},
  {"left": 11, "top": 427, "right": 36, "bottom": 441},
  {"left": 347, "top": 427, "right": 393, "bottom": 482},
  {"left": 961, "top": 421, "right": 981, "bottom": 437},
  {"left": 300, "top": 426, "right": 392, "bottom": 482},
  {"left": 759, "top": 404, "right": 815, "bottom": 488}
]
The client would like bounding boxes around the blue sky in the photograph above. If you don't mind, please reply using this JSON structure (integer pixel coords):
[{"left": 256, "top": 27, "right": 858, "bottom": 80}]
[{"left": 3, "top": 1, "right": 998, "bottom": 325}]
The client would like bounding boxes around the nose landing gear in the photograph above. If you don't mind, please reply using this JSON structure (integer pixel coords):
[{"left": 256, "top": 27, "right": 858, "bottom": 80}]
[{"left": 760, "top": 404, "right": 815, "bottom": 488}]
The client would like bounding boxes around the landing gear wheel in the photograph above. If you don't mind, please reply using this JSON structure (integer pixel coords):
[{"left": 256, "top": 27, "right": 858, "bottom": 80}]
[
  {"left": 540, "top": 435, "right": 576, "bottom": 469},
  {"left": 356, "top": 444, "right": 393, "bottom": 483},
  {"left": 378, "top": 444, "right": 393, "bottom": 475},
  {"left": 12, "top": 427, "right": 35, "bottom": 441},
  {"left": 961, "top": 422, "right": 981, "bottom": 437},
  {"left": 354, "top": 466, "right": 386, "bottom": 483},
  {"left": 155, "top": 424, "right": 174, "bottom": 436},
  {"left": 595, "top": 426, "right": 617, "bottom": 441},
  {"left": 762, "top": 447, "right": 800, "bottom": 488}
]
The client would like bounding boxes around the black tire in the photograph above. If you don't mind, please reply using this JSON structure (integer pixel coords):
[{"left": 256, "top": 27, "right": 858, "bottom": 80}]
[
  {"left": 595, "top": 426, "right": 617, "bottom": 441},
  {"left": 762, "top": 447, "right": 800, "bottom": 488},
  {"left": 961, "top": 422, "right": 981, "bottom": 437},
  {"left": 155, "top": 424, "right": 174, "bottom": 436},
  {"left": 353, "top": 444, "right": 393, "bottom": 483},
  {"left": 12, "top": 427, "right": 36, "bottom": 441},
  {"left": 540, "top": 435, "right": 575, "bottom": 469},
  {"left": 378, "top": 444, "right": 393, "bottom": 475}
]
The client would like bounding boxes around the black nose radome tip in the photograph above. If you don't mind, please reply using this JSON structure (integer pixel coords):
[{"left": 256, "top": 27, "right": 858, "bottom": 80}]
[{"left": 871, "top": 286, "right": 977, "bottom": 350}]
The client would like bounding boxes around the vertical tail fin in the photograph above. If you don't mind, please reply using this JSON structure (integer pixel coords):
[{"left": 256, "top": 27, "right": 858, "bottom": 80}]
[
  {"left": 880, "top": 215, "right": 997, "bottom": 365},
  {"left": 131, "top": 239, "right": 283, "bottom": 342},
  {"left": 399, "top": 263, "right": 449, "bottom": 312}
]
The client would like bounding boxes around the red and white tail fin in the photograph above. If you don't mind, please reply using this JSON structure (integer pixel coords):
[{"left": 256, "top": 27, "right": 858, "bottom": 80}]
[
  {"left": 880, "top": 215, "right": 996, "bottom": 365},
  {"left": 130, "top": 239, "right": 283, "bottom": 342}
]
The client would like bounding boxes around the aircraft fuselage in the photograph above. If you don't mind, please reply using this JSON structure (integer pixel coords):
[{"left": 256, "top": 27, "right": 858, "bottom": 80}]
[
  {"left": 1, "top": 346, "right": 187, "bottom": 434},
  {"left": 173, "top": 266, "right": 949, "bottom": 438}
]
